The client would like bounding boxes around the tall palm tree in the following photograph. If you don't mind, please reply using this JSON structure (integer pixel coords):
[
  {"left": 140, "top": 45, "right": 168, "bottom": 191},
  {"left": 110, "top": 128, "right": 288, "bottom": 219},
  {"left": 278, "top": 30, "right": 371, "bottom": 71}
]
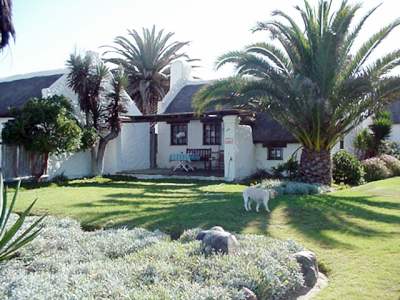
[
  {"left": 103, "top": 26, "right": 192, "bottom": 168},
  {"left": 194, "top": 0, "right": 400, "bottom": 185},
  {"left": 0, "top": 0, "right": 15, "bottom": 49},
  {"left": 103, "top": 26, "right": 190, "bottom": 114}
]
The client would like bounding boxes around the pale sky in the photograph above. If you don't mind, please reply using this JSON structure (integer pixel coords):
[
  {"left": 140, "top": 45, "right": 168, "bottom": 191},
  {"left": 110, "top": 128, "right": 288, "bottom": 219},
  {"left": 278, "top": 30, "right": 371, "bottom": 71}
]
[{"left": 0, "top": 0, "right": 399, "bottom": 80}]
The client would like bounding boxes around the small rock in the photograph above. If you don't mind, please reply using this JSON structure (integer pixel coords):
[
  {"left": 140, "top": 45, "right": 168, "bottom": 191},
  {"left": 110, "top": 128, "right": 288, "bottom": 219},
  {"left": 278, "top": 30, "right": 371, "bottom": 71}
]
[
  {"left": 294, "top": 250, "right": 319, "bottom": 288},
  {"left": 196, "top": 226, "right": 239, "bottom": 255},
  {"left": 241, "top": 287, "right": 258, "bottom": 300}
]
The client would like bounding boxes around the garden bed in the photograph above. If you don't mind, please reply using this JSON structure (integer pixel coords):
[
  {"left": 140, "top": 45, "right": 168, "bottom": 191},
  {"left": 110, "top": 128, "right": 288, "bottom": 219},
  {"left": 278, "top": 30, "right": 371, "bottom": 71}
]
[{"left": 1, "top": 214, "right": 308, "bottom": 300}]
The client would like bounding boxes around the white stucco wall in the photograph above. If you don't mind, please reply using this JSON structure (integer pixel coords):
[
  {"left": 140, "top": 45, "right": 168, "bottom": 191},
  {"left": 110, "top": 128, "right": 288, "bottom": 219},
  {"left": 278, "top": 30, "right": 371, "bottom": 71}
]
[
  {"left": 390, "top": 124, "right": 400, "bottom": 143},
  {"left": 254, "top": 143, "right": 301, "bottom": 172},
  {"left": 157, "top": 120, "right": 224, "bottom": 169},
  {"left": 223, "top": 115, "right": 256, "bottom": 181},
  {"left": 115, "top": 122, "right": 150, "bottom": 172},
  {"left": 44, "top": 69, "right": 149, "bottom": 179},
  {"left": 47, "top": 151, "right": 92, "bottom": 179}
]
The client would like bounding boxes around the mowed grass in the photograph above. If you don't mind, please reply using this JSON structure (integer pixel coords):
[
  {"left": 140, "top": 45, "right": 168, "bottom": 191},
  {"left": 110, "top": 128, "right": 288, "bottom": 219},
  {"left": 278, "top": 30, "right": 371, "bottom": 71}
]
[{"left": 9, "top": 176, "right": 400, "bottom": 300}]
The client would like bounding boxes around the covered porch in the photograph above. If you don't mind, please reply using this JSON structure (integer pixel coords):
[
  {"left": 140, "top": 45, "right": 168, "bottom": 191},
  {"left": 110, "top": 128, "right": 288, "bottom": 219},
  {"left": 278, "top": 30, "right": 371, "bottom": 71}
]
[{"left": 124, "top": 110, "right": 254, "bottom": 181}]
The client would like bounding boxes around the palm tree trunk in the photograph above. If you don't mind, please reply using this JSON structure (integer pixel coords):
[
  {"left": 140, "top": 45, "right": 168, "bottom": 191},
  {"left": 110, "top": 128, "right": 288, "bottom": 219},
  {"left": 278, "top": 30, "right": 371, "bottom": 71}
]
[
  {"left": 96, "top": 131, "right": 119, "bottom": 175},
  {"left": 90, "top": 146, "right": 98, "bottom": 175},
  {"left": 299, "top": 148, "right": 332, "bottom": 186}
]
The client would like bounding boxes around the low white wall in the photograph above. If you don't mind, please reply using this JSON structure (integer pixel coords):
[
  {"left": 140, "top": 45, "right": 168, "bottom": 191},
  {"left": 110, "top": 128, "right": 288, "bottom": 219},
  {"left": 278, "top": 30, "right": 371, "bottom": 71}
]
[
  {"left": 47, "top": 122, "right": 150, "bottom": 179},
  {"left": 157, "top": 120, "right": 224, "bottom": 169},
  {"left": 48, "top": 151, "right": 92, "bottom": 179}
]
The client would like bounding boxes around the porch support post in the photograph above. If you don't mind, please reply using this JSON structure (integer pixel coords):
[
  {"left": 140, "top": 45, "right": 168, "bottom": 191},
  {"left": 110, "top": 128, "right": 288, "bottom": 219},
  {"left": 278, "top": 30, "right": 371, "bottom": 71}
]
[{"left": 222, "top": 115, "right": 238, "bottom": 181}]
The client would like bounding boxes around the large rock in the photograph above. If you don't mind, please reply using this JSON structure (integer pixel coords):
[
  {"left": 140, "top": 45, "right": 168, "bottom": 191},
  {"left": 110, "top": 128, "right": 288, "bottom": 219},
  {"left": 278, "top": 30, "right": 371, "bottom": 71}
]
[
  {"left": 294, "top": 250, "right": 319, "bottom": 288},
  {"left": 241, "top": 287, "right": 258, "bottom": 300},
  {"left": 196, "top": 226, "right": 239, "bottom": 255}
]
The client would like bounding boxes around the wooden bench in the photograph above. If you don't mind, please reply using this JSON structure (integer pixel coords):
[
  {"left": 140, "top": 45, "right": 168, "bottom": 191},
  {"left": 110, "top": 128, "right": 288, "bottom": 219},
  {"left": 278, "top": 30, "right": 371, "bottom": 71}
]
[{"left": 186, "top": 148, "right": 212, "bottom": 170}]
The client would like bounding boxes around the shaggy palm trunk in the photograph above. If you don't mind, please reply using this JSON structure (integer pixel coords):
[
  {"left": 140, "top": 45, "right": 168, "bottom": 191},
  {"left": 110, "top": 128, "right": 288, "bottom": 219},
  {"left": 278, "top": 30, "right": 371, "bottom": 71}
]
[{"left": 299, "top": 148, "right": 332, "bottom": 186}]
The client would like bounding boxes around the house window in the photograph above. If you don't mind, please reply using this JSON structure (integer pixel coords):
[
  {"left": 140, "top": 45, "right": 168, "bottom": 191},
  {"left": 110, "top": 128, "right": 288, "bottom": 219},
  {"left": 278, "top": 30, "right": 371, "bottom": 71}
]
[
  {"left": 170, "top": 123, "right": 188, "bottom": 145},
  {"left": 203, "top": 123, "right": 221, "bottom": 145},
  {"left": 268, "top": 147, "right": 284, "bottom": 160}
]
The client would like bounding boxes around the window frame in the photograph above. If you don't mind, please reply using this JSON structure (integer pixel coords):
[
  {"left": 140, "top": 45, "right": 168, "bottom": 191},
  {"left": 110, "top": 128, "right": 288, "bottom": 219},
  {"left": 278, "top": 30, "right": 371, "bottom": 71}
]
[
  {"left": 203, "top": 122, "right": 222, "bottom": 145},
  {"left": 170, "top": 123, "right": 188, "bottom": 146},
  {"left": 268, "top": 147, "right": 284, "bottom": 160},
  {"left": 340, "top": 139, "right": 344, "bottom": 150}
]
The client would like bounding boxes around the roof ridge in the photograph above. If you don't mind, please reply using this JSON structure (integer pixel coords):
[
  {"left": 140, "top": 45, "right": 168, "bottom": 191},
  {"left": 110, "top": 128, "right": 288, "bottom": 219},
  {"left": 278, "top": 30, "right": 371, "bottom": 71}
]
[{"left": 0, "top": 69, "right": 67, "bottom": 83}]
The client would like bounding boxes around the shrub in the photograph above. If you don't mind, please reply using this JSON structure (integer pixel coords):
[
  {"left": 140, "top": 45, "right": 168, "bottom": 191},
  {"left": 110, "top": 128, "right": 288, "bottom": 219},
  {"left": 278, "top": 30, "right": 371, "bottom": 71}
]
[
  {"left": 379, "top": 154, "right": 400, "bottom": 176},
  {"left": 259, "top": 179, "right": 329, "bottom": 195},
  {"left": 362, "top": 157, "right": 392, "bottom": 182},
  {"left": 272, "top": 157, "right": 299, "bottom": 179},
  {"left": 0, "top": 215, "right": 305, "bottom": 300},
  {"left": 332, "top": 150, "right": 364, "bottom": 185}
]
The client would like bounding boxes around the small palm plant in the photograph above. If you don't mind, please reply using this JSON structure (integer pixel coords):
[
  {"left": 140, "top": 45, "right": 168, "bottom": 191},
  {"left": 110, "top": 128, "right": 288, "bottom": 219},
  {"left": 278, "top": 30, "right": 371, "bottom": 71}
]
[{"left": 0, "top": 173, "right": 45, "bottom": 262}]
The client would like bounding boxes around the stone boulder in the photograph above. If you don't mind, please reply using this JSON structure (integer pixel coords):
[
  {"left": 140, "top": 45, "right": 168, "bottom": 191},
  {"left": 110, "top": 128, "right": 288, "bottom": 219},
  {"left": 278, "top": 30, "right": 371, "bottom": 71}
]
[
  {"left": 294, "top": 250, "right": 319, "bottom": 288},
  {"left": 241, "top": 287, "right": 258, "bottom": 300},
  {"left": 196, "top": 226, "right": 239, "bottom": 255}
]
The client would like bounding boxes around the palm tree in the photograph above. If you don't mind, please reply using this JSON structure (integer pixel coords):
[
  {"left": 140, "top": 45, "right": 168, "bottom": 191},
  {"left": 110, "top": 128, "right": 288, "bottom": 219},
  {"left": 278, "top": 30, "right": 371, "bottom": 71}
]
[
  {"left": 0, "top": 0, "right": 15, "bottom": 49},
  {"left": 194, "top": 0, "right": 400, "bottom": 185},
  {"left": 66, "top": 52, "right": 128, "bottom": 175},
  {"left": 103, "top": 26, "right": 192, "bottom": 168}
]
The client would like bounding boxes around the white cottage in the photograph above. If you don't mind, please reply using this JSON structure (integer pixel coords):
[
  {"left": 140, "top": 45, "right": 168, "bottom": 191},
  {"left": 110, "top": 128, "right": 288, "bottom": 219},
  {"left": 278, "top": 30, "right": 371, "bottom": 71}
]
[
  {"left": 1, "top": 61, "right": 400, "bottom": 182},
  {"left": 0, "top": 69, "right": 150, "bottom": 180},
  {"left": 126, "top": 60, "right": 400, "bottom": 181}
]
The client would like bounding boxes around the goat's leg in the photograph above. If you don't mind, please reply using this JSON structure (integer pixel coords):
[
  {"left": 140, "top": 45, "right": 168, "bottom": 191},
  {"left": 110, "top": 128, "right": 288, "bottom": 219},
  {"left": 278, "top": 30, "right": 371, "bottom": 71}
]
[
  {"left": 264, "top": 198, "right": 270, "bottom": 212},
  {"left": 243, "top": 195, "right": 249, "bottom": 211}
]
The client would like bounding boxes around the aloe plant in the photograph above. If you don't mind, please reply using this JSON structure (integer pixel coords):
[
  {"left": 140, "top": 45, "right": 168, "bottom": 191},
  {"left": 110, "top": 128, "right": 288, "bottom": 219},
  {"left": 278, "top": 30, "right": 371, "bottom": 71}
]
[{"left": 0, "top": 173, "right": 45, "bottom": 262}]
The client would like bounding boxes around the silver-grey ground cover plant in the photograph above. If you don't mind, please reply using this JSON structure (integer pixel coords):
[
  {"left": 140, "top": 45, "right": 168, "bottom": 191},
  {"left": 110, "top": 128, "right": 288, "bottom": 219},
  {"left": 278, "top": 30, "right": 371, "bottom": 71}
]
[{"left": 0, "top": 215, "right": 305, "bottom": 300}]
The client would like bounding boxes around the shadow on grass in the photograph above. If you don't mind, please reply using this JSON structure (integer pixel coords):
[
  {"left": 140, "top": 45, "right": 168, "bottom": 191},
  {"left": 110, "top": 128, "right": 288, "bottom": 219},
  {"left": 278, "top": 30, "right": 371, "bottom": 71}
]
[{"left": 66, "top": 178, "right": 400, "bottom": 248}]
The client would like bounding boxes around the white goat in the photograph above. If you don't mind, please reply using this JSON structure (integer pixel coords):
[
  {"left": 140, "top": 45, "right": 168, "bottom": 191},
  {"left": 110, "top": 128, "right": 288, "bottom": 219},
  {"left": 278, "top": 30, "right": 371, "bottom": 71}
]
[{"left": 243, "top": 187, "right": 277, "bottom": 212}]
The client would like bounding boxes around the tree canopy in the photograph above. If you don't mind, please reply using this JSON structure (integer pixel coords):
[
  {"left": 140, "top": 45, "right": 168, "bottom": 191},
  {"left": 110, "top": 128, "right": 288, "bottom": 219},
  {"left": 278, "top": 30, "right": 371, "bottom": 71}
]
[{"left": 194, "top": 0, "right": 400, "bottom": 184}]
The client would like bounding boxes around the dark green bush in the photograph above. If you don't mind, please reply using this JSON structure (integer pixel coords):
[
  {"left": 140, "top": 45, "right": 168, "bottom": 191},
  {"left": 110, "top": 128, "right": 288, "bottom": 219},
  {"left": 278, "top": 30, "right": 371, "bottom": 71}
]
[
  {"left": 272, "top": 156, "right": 299, "bottom": 179},
  {"left": 333, "top": 150, "right": 364, "bottom": 185}
]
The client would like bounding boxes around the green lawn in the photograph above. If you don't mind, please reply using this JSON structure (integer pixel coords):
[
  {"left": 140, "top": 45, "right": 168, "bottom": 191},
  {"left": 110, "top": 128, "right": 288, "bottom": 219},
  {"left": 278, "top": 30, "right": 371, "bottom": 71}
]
[{"left": 9, "top": 176, "right": 400, "bottom": 300}]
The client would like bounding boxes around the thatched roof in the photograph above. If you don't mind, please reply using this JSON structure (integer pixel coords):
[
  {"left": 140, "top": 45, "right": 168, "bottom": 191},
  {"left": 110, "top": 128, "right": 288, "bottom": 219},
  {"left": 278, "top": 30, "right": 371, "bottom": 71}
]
[
  {"left": 165, "top": 84, "right": 205, "bottom": 113},
  {"left": 0, "top": 73, "right": 63, "bottom": 117},
  {"left": 163, "top": 83, "right": 297, "bottom": 146},
  {"left": 251, "top": 113, "right": 297, "bottom": 146}
]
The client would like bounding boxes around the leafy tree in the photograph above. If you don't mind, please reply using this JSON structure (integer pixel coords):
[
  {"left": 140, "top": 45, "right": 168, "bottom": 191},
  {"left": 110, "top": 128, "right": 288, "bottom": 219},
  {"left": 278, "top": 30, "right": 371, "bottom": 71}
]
[
  {"left": 2, "top": 96, "right": 82, "bottom": 179},
  {"left": 103, "top": 26, "right": 193, "bottom": 168},
  {"left": 0, "top": 0, "right": 15, "bottom": 50},
  {"left": 194, "top": 0, "right": 400, "bottom": 185},
  {"left": 66, "top": 52, "right": 128, "bottom": 175}
]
